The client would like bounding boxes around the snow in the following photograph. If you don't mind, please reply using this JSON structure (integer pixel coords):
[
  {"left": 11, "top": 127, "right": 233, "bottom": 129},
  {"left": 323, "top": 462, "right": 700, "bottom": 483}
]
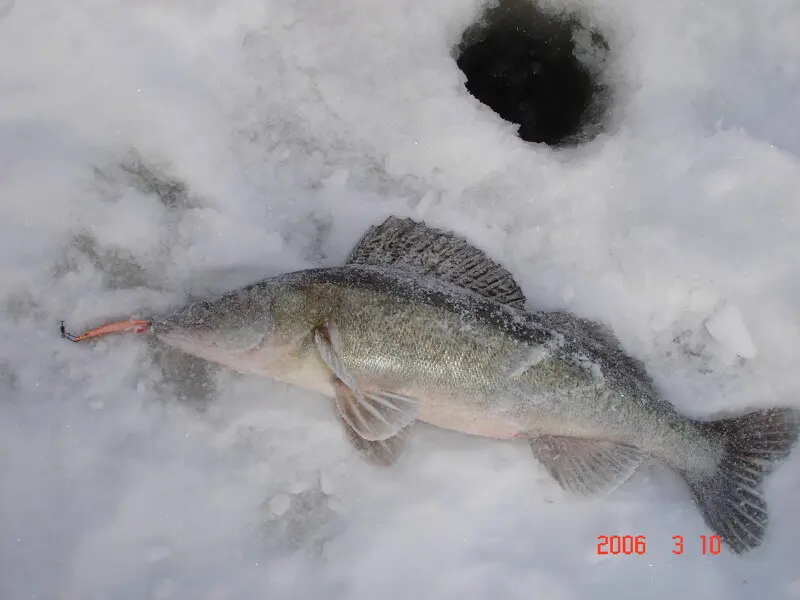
[
  {"left": 1, "top": 0, "right": 799, "bottom": 598},
  {"left": 705, "top": 303, "right": 758, "bottom": 361}
]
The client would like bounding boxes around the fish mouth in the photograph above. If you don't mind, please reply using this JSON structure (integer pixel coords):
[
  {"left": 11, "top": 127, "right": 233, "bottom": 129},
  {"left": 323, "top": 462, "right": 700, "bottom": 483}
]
[
  {"left": 154, "top": 327, "right": 223, "bottom": 364},
  {"left": 150, "top": 316, "right": 210, "bottom": 349},
  {"left": 149, "top": 316, "right": 179, "bottom": 339}
]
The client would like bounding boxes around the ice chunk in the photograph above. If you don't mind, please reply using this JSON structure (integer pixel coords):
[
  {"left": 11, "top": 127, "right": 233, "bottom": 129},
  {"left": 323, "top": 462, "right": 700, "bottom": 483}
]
[{"left": 705, "top": 303, "right": 758, "bottom": 359}]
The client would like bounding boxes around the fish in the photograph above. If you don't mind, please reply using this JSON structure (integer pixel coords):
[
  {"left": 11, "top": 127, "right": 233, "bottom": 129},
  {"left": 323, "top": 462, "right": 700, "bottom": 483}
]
[{"left": 75, "top": 216, "right": 799, "bottom": 554}]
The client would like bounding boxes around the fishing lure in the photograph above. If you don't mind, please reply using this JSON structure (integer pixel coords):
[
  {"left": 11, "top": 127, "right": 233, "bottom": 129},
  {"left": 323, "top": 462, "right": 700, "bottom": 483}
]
[{"left": 61, "top": 319, "right": 151, "bottom": 342}]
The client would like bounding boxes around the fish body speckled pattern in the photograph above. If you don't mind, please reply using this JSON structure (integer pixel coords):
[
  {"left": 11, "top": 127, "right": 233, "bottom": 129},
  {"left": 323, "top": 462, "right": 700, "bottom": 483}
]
[{"left": 153, "top": 216, "right": 799, "bottom": 554}]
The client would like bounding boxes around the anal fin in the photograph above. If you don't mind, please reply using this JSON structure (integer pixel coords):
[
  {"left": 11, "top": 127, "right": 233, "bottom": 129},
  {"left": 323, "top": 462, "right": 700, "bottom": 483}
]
[{"left": 529, "top": 435, "right": 644, "bottom": 496}]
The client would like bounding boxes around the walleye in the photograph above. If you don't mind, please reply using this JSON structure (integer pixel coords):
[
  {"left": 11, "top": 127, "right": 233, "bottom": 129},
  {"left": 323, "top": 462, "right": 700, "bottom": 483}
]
[{"left": 74, "top": 217, "right": 799, "bottom": 554}]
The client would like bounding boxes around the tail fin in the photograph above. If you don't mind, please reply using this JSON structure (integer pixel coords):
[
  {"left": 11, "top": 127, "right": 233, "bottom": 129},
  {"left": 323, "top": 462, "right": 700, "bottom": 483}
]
[{"left": 682, "top": 407, "right": 800, "bottom": 554}]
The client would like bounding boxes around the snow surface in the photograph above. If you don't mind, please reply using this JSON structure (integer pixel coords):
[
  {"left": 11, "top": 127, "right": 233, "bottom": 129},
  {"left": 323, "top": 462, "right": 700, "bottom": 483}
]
[{"left": 1, "top": 0, "right": 800, "bottom": 598}]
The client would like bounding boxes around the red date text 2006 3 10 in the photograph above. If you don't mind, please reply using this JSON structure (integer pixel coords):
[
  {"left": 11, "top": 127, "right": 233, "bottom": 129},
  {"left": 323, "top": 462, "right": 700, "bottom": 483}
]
[{"left": 596, "top": 535, "right": 723, "bottom": 555}]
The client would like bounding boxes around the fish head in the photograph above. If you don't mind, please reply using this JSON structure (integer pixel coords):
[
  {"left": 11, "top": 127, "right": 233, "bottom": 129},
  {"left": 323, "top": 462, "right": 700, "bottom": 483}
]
[{"left": 153, "top": 284, "right": 277, "bottom": 368}]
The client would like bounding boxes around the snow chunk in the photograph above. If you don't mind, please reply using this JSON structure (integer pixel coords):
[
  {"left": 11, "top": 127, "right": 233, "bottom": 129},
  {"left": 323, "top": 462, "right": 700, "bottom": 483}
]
[{"left": 705, "top": 303, "right": 758, "bottom": 359}]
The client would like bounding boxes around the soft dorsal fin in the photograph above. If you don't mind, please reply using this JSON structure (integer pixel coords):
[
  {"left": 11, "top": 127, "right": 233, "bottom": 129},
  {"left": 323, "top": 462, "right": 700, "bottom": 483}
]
[
  {"left": 540, "top": 311, "right": 670, "bottom": 409},
  {"left": 346, "top": 216, "right": 527, "bottom": 310}
]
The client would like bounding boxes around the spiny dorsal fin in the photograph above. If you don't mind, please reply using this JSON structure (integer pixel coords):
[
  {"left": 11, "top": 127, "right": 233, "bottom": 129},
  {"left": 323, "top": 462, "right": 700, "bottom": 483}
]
[{"left": 346, "top": 216, "right": 527, "bottom": 310}]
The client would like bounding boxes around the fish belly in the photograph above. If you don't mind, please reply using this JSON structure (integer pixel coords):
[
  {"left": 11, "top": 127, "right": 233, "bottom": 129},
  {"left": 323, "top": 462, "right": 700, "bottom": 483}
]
[
  {"left": 417, "top": 404, "right": 522, "bottom": 439},
  {"left": 412, "top": 391, "right": 522, "bottom": 440}
]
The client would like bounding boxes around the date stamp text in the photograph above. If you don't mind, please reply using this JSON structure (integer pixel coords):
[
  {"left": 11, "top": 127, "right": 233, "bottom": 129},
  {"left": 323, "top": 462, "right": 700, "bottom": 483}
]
[{"left": 596, "top": 535, "right": 723, "bottom": 555}]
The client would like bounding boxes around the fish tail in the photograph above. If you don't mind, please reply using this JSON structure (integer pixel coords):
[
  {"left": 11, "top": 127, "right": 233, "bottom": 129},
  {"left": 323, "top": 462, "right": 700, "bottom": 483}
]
[{"left": 681, "top": 407, "right": 800, "bottom": 554}]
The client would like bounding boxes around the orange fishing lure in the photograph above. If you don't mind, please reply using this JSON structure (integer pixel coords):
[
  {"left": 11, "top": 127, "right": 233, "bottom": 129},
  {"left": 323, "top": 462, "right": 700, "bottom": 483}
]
[{"left": 61, "top": 319, "right": 151, "bottom": 342}]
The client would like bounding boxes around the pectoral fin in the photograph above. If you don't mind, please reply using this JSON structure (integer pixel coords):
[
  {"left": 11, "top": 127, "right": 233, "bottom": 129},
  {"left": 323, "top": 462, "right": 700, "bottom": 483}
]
[
  {"left": 314, "top": 322, "right": 359, "bottom": 390},
  {"left": 528, "top": 435, "right": 644, "bottom": 496},
  {"left": 314, "top": 322, "right": 420, "bottom": 442}
]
